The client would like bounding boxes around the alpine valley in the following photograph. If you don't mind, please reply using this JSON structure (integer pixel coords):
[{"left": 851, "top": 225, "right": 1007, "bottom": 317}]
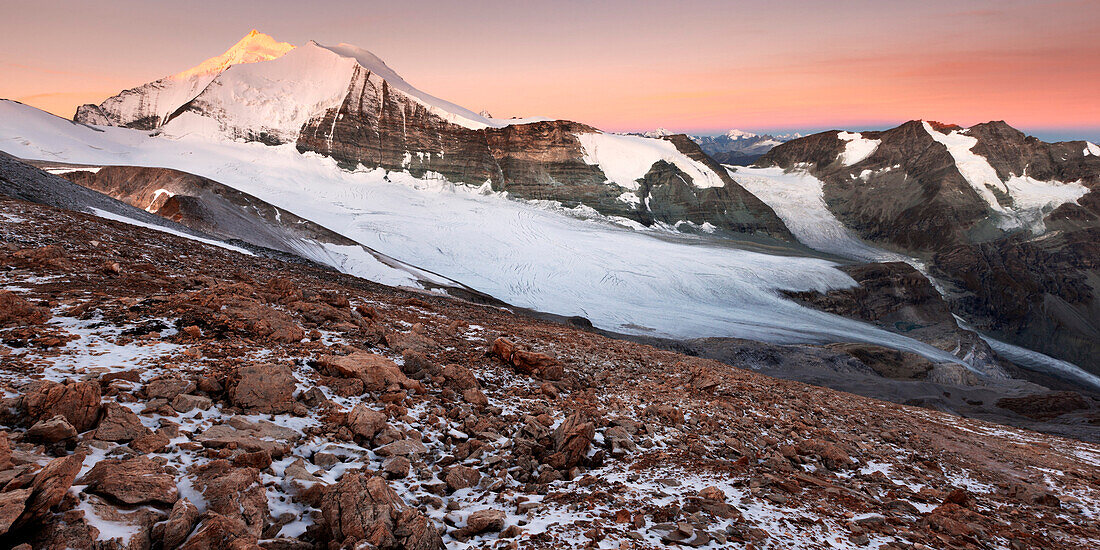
[{"left": 0, "top": 29, "right": 1098, "bottom": 550}]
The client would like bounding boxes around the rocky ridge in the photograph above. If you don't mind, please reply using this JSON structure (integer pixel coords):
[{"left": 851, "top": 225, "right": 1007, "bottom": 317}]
[{"left": 754, "top": 121, "right": 1100, "bottom": 377}]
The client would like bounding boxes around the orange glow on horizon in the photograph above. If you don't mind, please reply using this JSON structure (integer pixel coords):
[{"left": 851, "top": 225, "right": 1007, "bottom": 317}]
[{"left": 2, "top": 1, "right": 1098, "bottom": 139}]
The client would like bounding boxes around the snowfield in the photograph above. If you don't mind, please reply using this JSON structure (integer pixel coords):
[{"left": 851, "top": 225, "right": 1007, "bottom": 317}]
[
  {"left": 730, "top": 165, "right": 919, "bottom": 265},
  {"left": 836, "top": 131, "right": 881, "bottom": 166},
  {"left": 161, "top": 40, "right": 549, "bottom": 142},
  {"left": 922, "top": 122, "right": 1088, "bottom": 232},
  {"left": 1, "top": 99, "right": 970, "bottom": 363},
  {"left": 577, "top": 132, "right": 725, "bottom": 190}
]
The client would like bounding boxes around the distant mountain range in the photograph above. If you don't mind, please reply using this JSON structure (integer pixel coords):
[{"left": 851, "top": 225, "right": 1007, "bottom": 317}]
[{"left": 636, "top": 128, "right": 802, "bottom": 165}]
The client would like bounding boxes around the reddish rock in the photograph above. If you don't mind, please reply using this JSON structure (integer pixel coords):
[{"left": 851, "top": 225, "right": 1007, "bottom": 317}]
[
  {"left": 489, "top": 338, "right": 517, "bottom": 362},
  {"left": 143, "top": 377, "right": 196, "bottom": 399},
  {"left": 347, "top": 404, "right": 388, "bottom": 440},
  {"left": 155, "top": 498, "right": 200, "bottom": 549},
  {"left": 94, "top": 402, "right": 151, "bottom": 442},
  {"left": 80, "top": 455, "right": 179, "bottom": 505},
  {"left": 385, "top": 329, "right": 439, "bottom": 354},
  {"left": 512, "top": 350, "right": 558, "bottom": 376},
  {"left": 489, "top": 338, "right": 560, "bottom": 379},
  {"left": 172, "top": 393, "right": 214, "bottom": 412},
  {"left": 796, "top": 439, "right": 853, "bottom": 471},
  {"left": 944, "top": 488, "right": 974, "bottom": 508},
  {"left": 320, "top": 472, "right": 442, "bottom": 549},
  {"left": 462, "top": 388, "right": 489, "bottom": 408},
  {"left": 25, "top": 415, "right": 78, "bottom": 443},
  {"left": 232, "top": 450, "right": 273, "bottom": 470},
  {"left": 229, "top": 363, "right": 298, "bottom": 414},
  {"left": 179, "top": 511, "right": 254, "bottom": 550},
  {"left": 0, "top": 290, "right": 48, "bottom": 328},
  {"left": 131, "top": 429, "right": 172, "bottom": 454},
  {"left": 465, "top": 508, "right": 506, "bottom": 534},
  {"left": 548, "top": 414, "right": 595, "bottom": 470},
  {"left": 0, "top": 488, "right": 31, "bottom": 535},
  {"left": 22, "top": 380, "right": 102, "bottom": 432},
  {"left": 190, "top": 460, "right": 268, "bottom": 539},
  {"left": 441, "top": 364, "right": 478, "bottom": 390},
  {"left": 0, "top": 432, "right": 10, "bottom": 470},
  {"left": 383, "top": 456, "right": 411, "bottom": 479},
  {"left": 318, "top": 352, "right": 419, "bottom": 393},
  {"left": 17, "top": 453, "right": 83, "bottom": 527},
  {"left": 444, "top": 465, "right": 481, "bottom": 492},
  {"left": 376, "top": 439, "right": 428, "bottom": 458},
  {"left": 699, "top": 486, "right": 727, "bottom": 502}
]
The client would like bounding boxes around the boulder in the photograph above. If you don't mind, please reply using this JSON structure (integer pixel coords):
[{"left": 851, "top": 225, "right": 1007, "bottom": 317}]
[
  {"left": 441, "top": 364, "right": 478, "bottom": 390},
  {"left": 143, "top": 377, "right": 196, "bottom": 400},
  {"left": 17, "top": 453, "right": 83, "bottom": 527},
  {"left": 444, "top": 465, "right": 481, "bottom": 492},
  {"left": 318, "top": 352, "right": 419, "bottom": 393},
  {"left": 376, "top": 439, "right": 428, "bottom": 458},
  {"left": 22, "top": 380, "right": 101, "bottom": 432},
  {"left": 94, "top": 402, "right": 151, "bottom": 442},
  {"left": 0, "top": 432, "right": 10, "bottom": 470},
  {"left": 383, "top": 456, "right": 411, "bottom": 479},
  {"left": 229, "top": 364, "right": 298, "bottom": 414},
  {"left": 194, "top": 416, "right": 299, "bottom": 458},
  {"left": 547, "top": 414, "right": 595, "bottom": 470},
  {"left": 462, "top": 388, "right": 489, "bottom": 408},
  {"left": 0, "top": 488, "right": 31, "bottom": 535},
  {"left": 25, "top": 415, "right": 78, "bottom": 443},
  {"left": 320, "top": 473, "right": 442, "bottom": 549},
  {"left": 489, "top": 338, "right": 561, "bottom": 379},
  {"left": 179, "top": 511, "right": 254, "bottom": 550},
  {"left": 347, "top": 404, "right": 388, "bottom": 440},
  {"left": 156, "top": 498, "right": 200, "bottom": 549},
  {"left": 190, "top": 460, "right": 268, "bottom": 539},
  {"left": 465, "top": 509, "right": 506, "bottom": 534},
  {"left": 80, "top": 455, "right": 179, "bottom": 505},
  {"left": 0, "top": 290, "right": 48, "bottom": 328},
  {"left": 172, "top": 393, "right": 213, "bottom": 412}
]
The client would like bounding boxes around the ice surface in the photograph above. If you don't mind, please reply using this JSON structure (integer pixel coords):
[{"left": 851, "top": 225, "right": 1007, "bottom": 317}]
[
  {"left": 730, "top": 166, "right": 921, "bottom": 265},
  {"left": 89, "top": 207, "right": 254, "bottom": 256},
  {"left": 0, "top": 100, "right": 971, "bottom": 364},
  {"left": 577, "top": 132, "right": 725, "bottom": 190},
  {"left": 922, "top": 122, "right": 1088, "bottom": 233},
  {"left": 836, "top": 131, "right": 881, "bottom": 166}
]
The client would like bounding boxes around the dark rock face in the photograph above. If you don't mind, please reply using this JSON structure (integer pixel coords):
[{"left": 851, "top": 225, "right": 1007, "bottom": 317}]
[
  {"left": 296, "top": 71, "right": 792, "bottom": 237},
  {"left": 758, "top": 121, "right": 990, "bottom": 252},
  {"left": 784, "top": 261, "right": 1004, "bottom": 378},
  {"left": 757, "top": 121, "right": 1100, "bottom": 377}
]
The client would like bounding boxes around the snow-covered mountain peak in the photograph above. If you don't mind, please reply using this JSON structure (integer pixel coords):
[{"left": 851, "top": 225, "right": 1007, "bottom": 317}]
[
  {"left": 725, "top": 129, "right": 758, "bottom": 140},
  {"left": 172, "top": 30, "right": 294, "bottom": 81}
]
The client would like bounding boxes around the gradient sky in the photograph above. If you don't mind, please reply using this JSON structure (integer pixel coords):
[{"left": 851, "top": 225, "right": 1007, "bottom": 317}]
[{"left": 3, "top": 0, "right": 1099, "bottom": 141}]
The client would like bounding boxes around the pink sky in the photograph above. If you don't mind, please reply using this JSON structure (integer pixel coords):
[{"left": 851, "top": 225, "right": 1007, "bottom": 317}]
[{"left": 2, "top": 0, "right": 1098, "bottom": 140}]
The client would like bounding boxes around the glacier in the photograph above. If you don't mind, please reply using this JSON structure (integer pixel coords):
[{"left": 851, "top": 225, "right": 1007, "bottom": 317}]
[{"left": 1, "top": 99, "right": 973, "bottom": 364}]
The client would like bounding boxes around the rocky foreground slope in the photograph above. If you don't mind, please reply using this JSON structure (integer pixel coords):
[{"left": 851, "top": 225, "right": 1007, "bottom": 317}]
[{"left": 1, "top": 193, "right": 1099, "bottom": 549}]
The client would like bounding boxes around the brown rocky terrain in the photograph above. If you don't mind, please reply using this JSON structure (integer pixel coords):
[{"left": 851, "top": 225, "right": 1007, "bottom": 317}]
[{"left": 1, "top": 183, "right": 1099, "bottom": 549}]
